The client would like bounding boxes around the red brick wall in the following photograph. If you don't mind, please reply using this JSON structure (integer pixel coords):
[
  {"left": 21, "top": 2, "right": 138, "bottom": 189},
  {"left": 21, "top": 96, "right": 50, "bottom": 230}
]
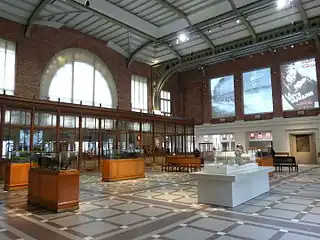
[
  {"left": 0, "top": 18, "right": 151, "bottom": 111},
  {"left": 162, "top": 73, "right": 185, "bottom": 117},
  {"left": 178, "top": 41, "right": 320, "bottom": 124}
]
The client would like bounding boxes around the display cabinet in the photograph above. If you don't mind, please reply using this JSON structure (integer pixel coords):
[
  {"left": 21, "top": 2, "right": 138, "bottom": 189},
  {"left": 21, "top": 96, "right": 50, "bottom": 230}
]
[{"left": 27, "top": 151, "right": 79, "bottom": 212}]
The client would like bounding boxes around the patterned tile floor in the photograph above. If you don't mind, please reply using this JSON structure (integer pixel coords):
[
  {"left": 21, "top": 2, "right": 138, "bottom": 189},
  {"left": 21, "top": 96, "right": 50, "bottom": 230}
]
[{"left": 0, "top": 165, "right": 319, "bottom": 239}]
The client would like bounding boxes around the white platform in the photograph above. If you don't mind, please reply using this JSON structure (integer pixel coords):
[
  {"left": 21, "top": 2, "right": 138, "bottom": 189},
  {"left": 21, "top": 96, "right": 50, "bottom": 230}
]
[
  {"left": 192, "top": 167, "right": 273, "bottom": 208},
  {"left": 204, "top": 162, "right": 258, "bottom": 175}
]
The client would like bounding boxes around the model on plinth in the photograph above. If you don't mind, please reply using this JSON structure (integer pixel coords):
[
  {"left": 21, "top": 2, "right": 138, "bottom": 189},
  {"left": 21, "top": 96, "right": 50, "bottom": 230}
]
[{"left": 192, "top": 144, "right": 273, "bottom": 208}]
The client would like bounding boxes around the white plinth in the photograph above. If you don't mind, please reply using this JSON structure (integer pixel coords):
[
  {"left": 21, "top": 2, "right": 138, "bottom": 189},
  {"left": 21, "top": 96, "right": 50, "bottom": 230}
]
[
  {"left": 204, "top": 162, "right": 258, "bottom": 175},
  {"left": 192, "top": 167, "right": 273, "bottom": 208}
]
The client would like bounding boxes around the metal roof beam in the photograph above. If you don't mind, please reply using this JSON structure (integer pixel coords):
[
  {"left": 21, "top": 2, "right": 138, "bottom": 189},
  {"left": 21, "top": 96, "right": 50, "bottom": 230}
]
[
  {"left": 227, "top": 0, "right": 257, "bottom": 42},
  {"left": 71, "top": 0, "right": 158, "bottom": 37},
  {"left": 67, "top": 0, "right": 156, "bottom": 42},
  {"left": 155, "top": 0, "right": 215, "bottom": 50},
  {"left": 296, "top": 0, "right": 309, "bottom": 29},
  {"left": 25, "top": 0, "right": 52, "bottom": 37},
  {"left": 314, "top": 35, "right": 320, "bottom": 50},
  {"left": 127, "top": 41, "right": 182, "bottom": 67},
  {"left": 159, "top": 0, "right": 274, "bottom": 42}
]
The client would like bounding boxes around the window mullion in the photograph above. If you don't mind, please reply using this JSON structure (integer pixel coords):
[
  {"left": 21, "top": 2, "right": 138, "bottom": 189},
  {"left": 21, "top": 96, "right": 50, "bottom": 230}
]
[
  {"left": 4, "top": 41, "right": 7, "bottom": 91},
  {"left": 71, "top": 53, "right": 75, "bottom": 103}
]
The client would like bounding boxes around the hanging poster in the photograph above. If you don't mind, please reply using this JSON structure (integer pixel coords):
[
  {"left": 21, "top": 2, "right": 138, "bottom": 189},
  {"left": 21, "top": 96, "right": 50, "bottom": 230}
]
[{"left": 281, "top": 58, "right": 319, "bottom": 111}]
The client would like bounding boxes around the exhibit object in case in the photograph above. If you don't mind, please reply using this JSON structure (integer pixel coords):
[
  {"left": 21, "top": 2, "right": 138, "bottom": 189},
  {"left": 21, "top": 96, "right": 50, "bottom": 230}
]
[{"left": 192, "top": 150, "right": 273, "bottom": 207}]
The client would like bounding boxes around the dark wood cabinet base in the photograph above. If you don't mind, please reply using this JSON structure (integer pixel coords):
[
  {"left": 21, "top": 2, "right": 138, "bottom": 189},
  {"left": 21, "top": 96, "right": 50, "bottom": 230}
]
[{"left": 28, "top": 168, "right": 80, "bottom": 212}]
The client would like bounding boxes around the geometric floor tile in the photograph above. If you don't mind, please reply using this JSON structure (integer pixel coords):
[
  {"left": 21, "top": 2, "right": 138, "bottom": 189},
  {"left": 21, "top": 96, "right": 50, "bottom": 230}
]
[
  {"left": 174, "top": 197, "right": 197, "bottom": 204},
  {"left": 79, "top": 204, "right": 101, "bottom": 212},
  {"left": 153, "top": 194, "right": 182, "bottom": 201},
  {"left": 246, "top": 199, "right": 273, "bottom": 207},
  {"left": 190, "top": 218, "right": 234, "bottom": 232},
  {"left": 237, "top": 205, "right": 263, "bottom": 214},
  {"left": 282, "top": 198, "right": 314, "bottom": 205},
  {"left": 261, "top": 209, "right": 299, "bottom": 219},
  {"left": 136, "top": 192, "right": 163, "bottom": 198},
  {"left": 301, "top": 214, "right": 320, "bottom": 224},
  {"left": 229, "top": 225, "right": 277, "bottom": 240},
  {"left": 107, "top": 213, "right": 146, "bottom": 225},
  {"left": 256, "top": 195, "right": 283, "bottom": 202},
  {"left": 85, "top": 208, "right": 122, "bottom": 218},
  {"left": 216, "top": 236, "right": 242, "bottom": 240},
  {"left": 72, "top": 221, "right": 117, "bottom": 236},
  {"left": 310, "top": 207, "right": 320, "bottom": 214},
  {"left": 112, "top": 203, "right": 145, "bottom": 211},
  {"left": 164, "top": 227, "right": 214, "bottom": 240},
  {"left": 279, "top": 233, "right": 320, "bottom": 240},
  {"left": 273, "top": 203, "right": 306, "bottom": 212},
  {"left": 134, "top": 207, "right": 171, "bottom": 217},
  {"left": 93, "top": 199, "right": 126, "bottom": 207},
  {"left": 0, "top": 166, "right": 319, "bottom": 240},
  {"left": 51, "top": 215, "right": 92, "bottom": 227}
]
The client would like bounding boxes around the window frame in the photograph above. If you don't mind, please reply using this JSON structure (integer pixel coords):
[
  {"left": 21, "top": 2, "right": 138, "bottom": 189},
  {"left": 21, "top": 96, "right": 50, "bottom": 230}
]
[
  {"left": 160, "top": 90, "right": 171, "bottom": 116},
  {"left": 40, "top": 48, "right": 117, "bottom": 108},
  {"left": 131, "top": 75, "right": 148, "bottom": 113},
  {"left": 0, "top": 38, "right": 16, "bottom": 95}
]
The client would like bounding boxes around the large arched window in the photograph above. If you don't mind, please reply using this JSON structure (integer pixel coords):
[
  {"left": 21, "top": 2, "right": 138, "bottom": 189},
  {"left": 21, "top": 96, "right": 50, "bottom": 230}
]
[{"left": 41, "top": 49, "right": 117, "bottom": 108}]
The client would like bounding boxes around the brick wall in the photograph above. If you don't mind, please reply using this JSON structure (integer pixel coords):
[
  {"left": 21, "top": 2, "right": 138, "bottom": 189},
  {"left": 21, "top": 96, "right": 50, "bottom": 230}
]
[
  {"left": 0, "top": 18, "right": 151, "bottom": 111},
  {"left": 176, "top": 41, "right": 320, "bottom": 124}
]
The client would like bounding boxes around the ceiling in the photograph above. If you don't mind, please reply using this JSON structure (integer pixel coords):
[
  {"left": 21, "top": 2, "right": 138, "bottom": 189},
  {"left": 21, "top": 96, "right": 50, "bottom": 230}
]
[{"left": 0, "top": 0, "right": 320, "bottom": 66}]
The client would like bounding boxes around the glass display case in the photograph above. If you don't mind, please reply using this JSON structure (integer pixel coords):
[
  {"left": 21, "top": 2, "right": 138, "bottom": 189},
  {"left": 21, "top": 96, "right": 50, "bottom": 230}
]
[{"left": 203, "top": 146, "right": 258, "bottom": 175}]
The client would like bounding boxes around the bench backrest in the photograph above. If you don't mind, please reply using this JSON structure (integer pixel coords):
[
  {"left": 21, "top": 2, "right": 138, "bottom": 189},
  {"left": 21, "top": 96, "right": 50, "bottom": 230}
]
[
  {"left": 166, "top": 157, "right": 201, "bottom": 165},
  {"left": 273, "top": 156, "right": 296, "bottom": 164},
  {"left": 275, "top": 152, "right": 290, "bottom": 156}
]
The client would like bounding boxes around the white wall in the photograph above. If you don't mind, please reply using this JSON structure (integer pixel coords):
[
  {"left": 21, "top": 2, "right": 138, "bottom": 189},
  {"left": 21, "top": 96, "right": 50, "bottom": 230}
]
[{"left": 195, "top": 116, "right": 320, "bottom": 164}]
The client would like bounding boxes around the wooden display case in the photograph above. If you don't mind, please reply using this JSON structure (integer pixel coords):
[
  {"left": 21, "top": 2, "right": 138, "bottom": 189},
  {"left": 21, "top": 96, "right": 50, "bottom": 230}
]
[
  {"left": 256, "top": 156, "right": 274, "bottom": 176},
  {"left": 101, "top": 158, "right": 145, "bottom": 181},
  {"left": 28, "top": 168, "right": 80, "bottom": 212},
  {"left": 4, "top": 162, "right": 38, "bottom": 191}
]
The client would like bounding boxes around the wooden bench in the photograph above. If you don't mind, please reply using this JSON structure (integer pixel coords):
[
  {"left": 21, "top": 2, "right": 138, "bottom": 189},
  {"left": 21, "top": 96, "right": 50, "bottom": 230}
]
[
  {"left": 273, "top": 156, "right": 298, "bottom": 172},
  {"left": 162, "top": 157, "right": 201, "bottom": 172}
]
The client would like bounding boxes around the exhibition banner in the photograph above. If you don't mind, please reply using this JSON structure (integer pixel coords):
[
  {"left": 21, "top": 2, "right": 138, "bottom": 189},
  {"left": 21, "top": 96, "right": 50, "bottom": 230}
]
[
  {"left": 243, "top": 68, "right": 273, "bottom": 114},
  {"left": 281, "top": 58, "right": 319, "bottom": 111},
  {"left": 210, "top": 75, "right": 235, "bottom": 118}
]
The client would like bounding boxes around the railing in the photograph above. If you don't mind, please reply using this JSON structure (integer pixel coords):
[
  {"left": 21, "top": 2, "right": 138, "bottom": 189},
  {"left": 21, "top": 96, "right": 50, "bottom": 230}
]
[{"left": 0, "top": 91, "right": 193, "bottom": 122}]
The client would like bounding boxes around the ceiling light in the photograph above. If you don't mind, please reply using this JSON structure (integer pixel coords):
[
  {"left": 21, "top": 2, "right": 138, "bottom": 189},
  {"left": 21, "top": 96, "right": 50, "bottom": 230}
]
[
  {"left": 153, "top": 59, "right": 159, "bottom": 64},
  {"left": 178, "top": 33, "right": 188, "bottom": 43},
  {"left": 236, "top": 19, "right": 240, "bottom": 24},
  {"left": 277, "top": 0, "right": 288, "bottom": 10}
]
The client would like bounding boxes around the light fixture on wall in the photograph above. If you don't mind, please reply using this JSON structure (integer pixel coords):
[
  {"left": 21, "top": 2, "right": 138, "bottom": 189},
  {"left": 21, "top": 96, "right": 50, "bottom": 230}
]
[{"left": 84, "top": 0, "right": 90, "bottom": 7}]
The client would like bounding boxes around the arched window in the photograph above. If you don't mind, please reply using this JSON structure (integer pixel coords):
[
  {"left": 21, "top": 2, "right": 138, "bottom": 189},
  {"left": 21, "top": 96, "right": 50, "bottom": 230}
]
[{"left": 41, "top": 49, "right": 117, "bottom": 108}]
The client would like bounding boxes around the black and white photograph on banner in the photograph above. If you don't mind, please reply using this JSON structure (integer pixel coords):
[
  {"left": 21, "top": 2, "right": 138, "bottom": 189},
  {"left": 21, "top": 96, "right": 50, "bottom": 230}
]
[
  {"left": 281, "top": 58, "right": 319, "bottom": 111},
  {"left": 243, "top": 68, "right": 273, "bottom": 115},
  {"left": 210, "top": 75, "right": 235, "bottom": 118}
]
